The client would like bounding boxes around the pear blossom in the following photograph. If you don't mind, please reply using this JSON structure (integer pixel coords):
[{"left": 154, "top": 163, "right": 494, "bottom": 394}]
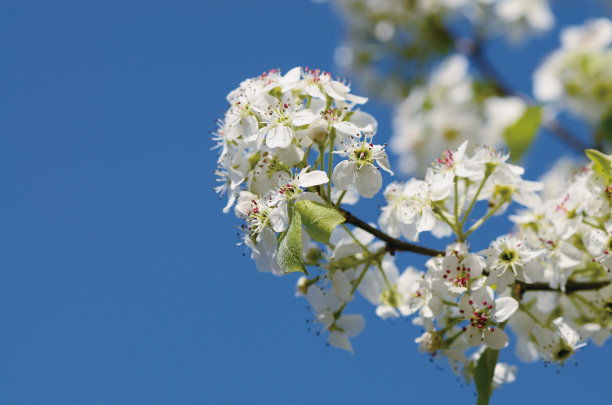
[
  {"left": 433, "top": 243, "right": 486, "bottom": 294},
  {"left": 484, "top": 235, "right": 544, "bottom": 290},
  {"left": 256, "top": 101, "right": 316, "bottom": 149},
  {"left": 280, "top": 66, "right": 368, "bottom": 104},
  {"left": 305, "top": 284, "right": 365, "bottom": 353},
  {"left": 459, "top": 287, "right": 518, "bottom": 349},
  {"left": 533, "top": 317, "right": 586, "bottom": 363},
  {"left": 332, "top": 135, "right": 393, "bottom": 198}
]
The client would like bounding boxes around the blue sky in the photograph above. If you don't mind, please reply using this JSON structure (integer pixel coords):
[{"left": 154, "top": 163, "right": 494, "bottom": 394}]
[{"left": 1, "top": 1, "right": 610, "bottom": 404}]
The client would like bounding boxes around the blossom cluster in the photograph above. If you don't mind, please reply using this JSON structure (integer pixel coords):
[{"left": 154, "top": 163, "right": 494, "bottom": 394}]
[
  {"left": 508, "top": 148, "right": 612, "bottom": 353},
  {"left": 534, "top": 18, "right": 612, "bottom": 123},
  {"left": 214, "top": 66, "right": 391, "bottom": 274},
  {"left": 214, "top": 66, "right": 611, "bottom": 392}
]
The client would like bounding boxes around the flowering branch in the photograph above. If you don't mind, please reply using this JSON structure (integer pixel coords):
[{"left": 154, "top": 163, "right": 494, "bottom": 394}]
[
  {"left": 339, "top": 208, "right": 444, "bottom": 257},
  {"left": 515, "top": 279, "right": 611, "bottom": 296}
]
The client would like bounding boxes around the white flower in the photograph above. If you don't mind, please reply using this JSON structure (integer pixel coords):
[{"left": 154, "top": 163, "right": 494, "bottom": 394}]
[
  {"left": 435, "top": 243, "right": 486, "bottom": 294},
  {"left": 328, "top": 314, "right": 366, "bottom": 354},
  {"left": 244, "top": 227, "right": 282, "bottom": 276},
  {"left": 533, "top": 317, "right": 586, "bottom": 363},
  {"left": 280, "top": 67, "right": 368, "bottom": 104},
  {"left": 235, "top": 191, "right": 288, "bottom": 235},
  {"left": 256, "top": 100, "right": 316, "bottom": 149},
  {"left": 484, "top": 235, "right": 544, "bottom": 290},
  {"left": 534, "top": 18, "right": 612, "bottom": 122},
  {"left": 269, "top": 167, "right": 329, "bottom": 205},
  {"left": 494, "top": 0, "right": 554, "bottom": 41},
  {"left": 332, "top": 135, "right": 393, "bottom": 198},
  {"left": 459, "top": 286, "right": 518, "bottom": 349},
  {"left": 305, "top": 284, "right": 365, "bottom": 354}
]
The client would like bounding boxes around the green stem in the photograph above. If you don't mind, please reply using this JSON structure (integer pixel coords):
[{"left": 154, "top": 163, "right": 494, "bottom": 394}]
[
  {"left": 340, "top": 223, "right": 369, "bottom": 252},
  {"left": 375, "top": 260, "right": 393, "bottom": 291},
  {"left": 432, "top": 205, "right": 461, "bottom": 237},
  {"left": 460, "top": 172, "right": 491, "bottom": 228},
  {"left": 453, "top": 176, "right": 463, "bottom": 240},
  {"left": 582, "top": 218, "right": 604, "bottom": 231},
  {"left": 327, "top": 129, "right": 336, "bottom": 202},
  {"left": 441, "top": 299, "right": 458, "bottom": 307},
  {"left": 464, "top": 199, "right": 505, "bottom": 238},
  {"left": 518, "top": 302, "right": 545, "bottom": 327},
  {"left": 334, "top": 190, "right": 347, "bottom": 207}
]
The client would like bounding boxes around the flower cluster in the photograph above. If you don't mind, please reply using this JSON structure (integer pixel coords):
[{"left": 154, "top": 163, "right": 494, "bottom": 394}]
[
  {"left": 214, "top": 67, "right": 610, "bottom": 396},
  {"left": 214, "top": 67, "right": 392, "bottom": 274},
  {"left": 535, "top": 18, "right": 612, "bottom": 123}
]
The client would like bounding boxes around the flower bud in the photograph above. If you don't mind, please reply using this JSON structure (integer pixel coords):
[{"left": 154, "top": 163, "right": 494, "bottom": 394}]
[{"left": 415, "top": 331, "right": 443, "bottom": 353}]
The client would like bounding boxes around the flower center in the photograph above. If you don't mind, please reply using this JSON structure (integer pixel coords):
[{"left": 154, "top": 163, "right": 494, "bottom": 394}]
[
  {"left": 443, "top": 264, "right": 471, "bottom": 288},
  {"left": 381, "top": 286, "right": 402, "bottom": 308},
  {"left": 499, "top": 249, "right": 516, "bottom": 263},
  {"left": 352, "top": 145, "right": 372, "bottom": 166}
]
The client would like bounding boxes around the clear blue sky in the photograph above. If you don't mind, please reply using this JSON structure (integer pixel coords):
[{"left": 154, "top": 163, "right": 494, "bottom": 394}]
[{"left": 1, "top": 1, "right": 610, "bottom": 404}]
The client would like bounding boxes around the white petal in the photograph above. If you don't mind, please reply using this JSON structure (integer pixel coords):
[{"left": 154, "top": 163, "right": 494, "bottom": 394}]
[
  {"left": 465, "top": 326, "right": 484, "bottom": 347},
  {"left": 337, "top": 314, "right": 365, "bottom": 337},
  {"left": 331, "top": 271, "right": 353, "bottom": 303},
  {"left": 298, "top": 170, "right": 329, "bottom": 188},
  {"left": 583, "top": 229, "right": 608, "bottom": 256},
  {"left": 472, "top": 286, "right": 495, "bottom": 308},
  {"left": 327, "top": 331, "right": 353, "bottom": 353},
  {"left": 484, "top": 328, "right": 509, "bottom": 350},
  {"left": 333, "top": 121, "right": 361, "bottom": 136},
  {"left": 417, "top": 206, "right": 436, "bottom": 234},
  {"left": 266, "top": 125, "right": 294, "bottom": 149},
  {"left": 293, "top": 109, "right": 316, "bottom": 126},
  {"left": 376, "top": 305, "right": 399, "bottom": 319},
  {"left": 269, "top": 204, "right": 289, "bottom": 233},
  {"left": 494, "top": 297, "right": 519, "bottom": 322},
  {"left": 332, "top": 160, "right": 357, "bottom": 191},
  {"left": 355, "top": 165, "right": 382, "bottom": 198}
]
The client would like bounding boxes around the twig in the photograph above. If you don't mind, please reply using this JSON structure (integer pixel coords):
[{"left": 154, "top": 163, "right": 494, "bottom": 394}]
[
  {"left": 339, "top": 208, "right": 444, "bottom": 257},
  {"left": 516, "top": 279, "right": 611, "bottom": 296}
]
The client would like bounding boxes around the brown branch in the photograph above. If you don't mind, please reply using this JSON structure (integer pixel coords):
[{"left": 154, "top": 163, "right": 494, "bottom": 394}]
[
  {"left": 339, "top": 208, "right": 444, "bottom": 257},
  {"left": 516, "top": 279, "right": 611, "bottom": 297}
]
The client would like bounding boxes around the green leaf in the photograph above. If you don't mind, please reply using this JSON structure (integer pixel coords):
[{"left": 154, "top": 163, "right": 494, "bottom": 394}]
[
  {"left": 504, "top": 106, "right": 542, "bottom": 161},
  {"left": 294, "top": 200, "right": 346, "bottom": 243},
  {"left": 276, "top": 210, "right": 307, "bottom": 275},
  {"left": 474, "top": 348, "right": 500, "bottom": 405},
  {"left": 586, "top": 149, "right": 612, "bottom": 182}
]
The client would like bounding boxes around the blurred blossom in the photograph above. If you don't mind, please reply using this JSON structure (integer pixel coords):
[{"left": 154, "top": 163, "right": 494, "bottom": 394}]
[
  {"left": 390, "top": 54, "right": 526, "bottom": 175},
  {"left": 316, "top": 0, "right": 554, "bottom": 99},
  {"left": 534, "top": 18, "right": 612, "bottom": 122}
]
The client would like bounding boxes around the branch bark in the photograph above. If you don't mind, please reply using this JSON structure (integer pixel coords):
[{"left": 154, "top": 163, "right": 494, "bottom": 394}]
[
  {"left": 339, "top": 208, "right": 444, "bottom": 257},
  {"left": 516, "top": 279, "right": 611, "bottom": 297}
]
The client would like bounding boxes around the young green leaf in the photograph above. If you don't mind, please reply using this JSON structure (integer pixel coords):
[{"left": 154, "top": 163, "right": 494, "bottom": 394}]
[
  {"left": 276, "top": 210, "right": 307, "bottom": 275},
  {"left": 504, "top": 106, "right": 542, "bottom": 161},
  {"left": 474, "top": 348, "right": 499, "bottom": 405},
  {"left": 294, "top": 200, "right": 346, "bottom": 243},
  {"left": 586, "top": 149, "right": 612, "bottom": 182}
]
